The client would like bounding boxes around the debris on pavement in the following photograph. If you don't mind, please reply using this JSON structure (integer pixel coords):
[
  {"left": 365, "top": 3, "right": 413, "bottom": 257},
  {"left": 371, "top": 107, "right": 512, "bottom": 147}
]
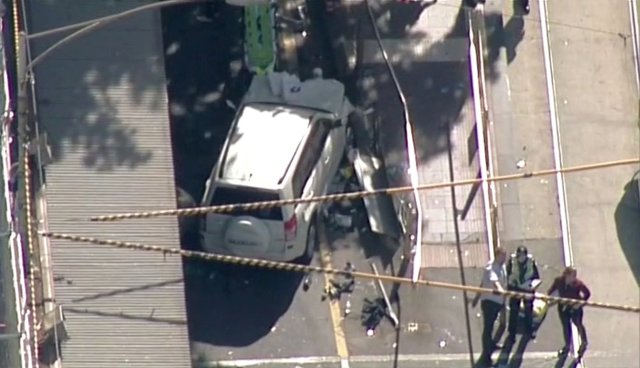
[
  {"left": 361, "top": 297, "right": 388, "bottom": 333},
  {"left": 321, "top": 262, "right": 356, "bottom": 301}
]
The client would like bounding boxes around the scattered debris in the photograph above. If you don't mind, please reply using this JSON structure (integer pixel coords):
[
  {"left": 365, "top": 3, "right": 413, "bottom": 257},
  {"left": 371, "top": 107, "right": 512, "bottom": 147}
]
[
  {"left": 439, "top": 340, "right": 446, "bottom": 348},
  {"left": 302, "top": 274, "right": 312, "bottom": 291},
  {"left": 361, "top": 297, "right": 387, "bottom": 334},
  {"left": 344, "top": 300, "right": 352, "bottom": 316},
  {"left": 322, "top": 263, "right": 355, "bottom": 301},
  {"left": 516, "top": 159, "right": 526, "bottom": 169}
]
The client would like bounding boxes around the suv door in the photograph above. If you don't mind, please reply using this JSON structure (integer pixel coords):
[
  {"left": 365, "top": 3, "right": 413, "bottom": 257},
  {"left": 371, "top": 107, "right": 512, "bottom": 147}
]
[
  {"left": 291, "top": 120, "right": 331, "bottom": 222},
  {"left": 318, "top": 118, "right": 347, "bottom": 193}
]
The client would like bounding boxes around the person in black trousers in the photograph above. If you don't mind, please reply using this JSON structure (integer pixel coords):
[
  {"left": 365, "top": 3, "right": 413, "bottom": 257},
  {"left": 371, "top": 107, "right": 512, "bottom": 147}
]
[
  {"left": 506, "top": 246, "right": 541, "bottom": 340},
  {"left": 547, "top": 266, "right": 590, "bottom": 360},
  {"left": 471, "top": 248, "right": 508, "bottom": 367}
]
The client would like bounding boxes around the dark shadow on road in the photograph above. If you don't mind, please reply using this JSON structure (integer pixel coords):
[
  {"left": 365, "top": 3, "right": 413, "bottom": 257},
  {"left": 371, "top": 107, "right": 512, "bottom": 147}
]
[
  {"left": 554, "top": 352, "right": 570, "bottom": 368},
  {"left": 492, "top": 334, "right": 532, "bottom": 368},
  {"left": 615, "top": 174, "right": 640, "bottom": 286},
  {"left": 334, "top": 1, "right": 526, "bottom": 166},
  {"left": 26, "top": 0, "right": 164, "bottom": 171},
  {"left": 161, "top": 2, "right": 245, "bottom": 202},
  {"left": 507, "top": 335, "right": 531, "bottom": 368},
  {"left": 485, "top": 12, "right": 525, "bottom": 76},
  {"left": 183, "top": 258, "right": 303, "bottom": 346}
]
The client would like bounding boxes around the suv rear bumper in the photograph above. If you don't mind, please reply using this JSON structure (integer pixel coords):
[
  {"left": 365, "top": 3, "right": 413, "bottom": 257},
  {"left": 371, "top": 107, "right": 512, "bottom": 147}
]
[{"left": 200, "top": 233, "right": 303, "bottom": 262}]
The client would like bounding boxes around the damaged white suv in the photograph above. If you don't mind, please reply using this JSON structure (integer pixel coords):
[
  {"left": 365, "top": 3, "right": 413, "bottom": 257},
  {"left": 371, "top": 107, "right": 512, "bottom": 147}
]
[{"left": 200, "top": 72, "right": 353, "bottom": 262}]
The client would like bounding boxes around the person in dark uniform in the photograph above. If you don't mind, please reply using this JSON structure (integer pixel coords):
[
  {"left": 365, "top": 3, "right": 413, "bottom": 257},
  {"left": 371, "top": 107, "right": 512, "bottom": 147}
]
[
  {"left": 521, "top": 0, "right": 530, "bottom": 14},
  {"left": 547, "top": 266, "right": 590, "bottom": 360},
  {"left": 506, "top": 246, "right": 541, "bottom": 340}
]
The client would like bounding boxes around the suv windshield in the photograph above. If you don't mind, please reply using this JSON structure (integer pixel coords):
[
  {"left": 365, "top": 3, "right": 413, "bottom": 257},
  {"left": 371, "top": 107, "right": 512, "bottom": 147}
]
[{"left": 210, "top": 186, "right": 283, "bottom": 221}]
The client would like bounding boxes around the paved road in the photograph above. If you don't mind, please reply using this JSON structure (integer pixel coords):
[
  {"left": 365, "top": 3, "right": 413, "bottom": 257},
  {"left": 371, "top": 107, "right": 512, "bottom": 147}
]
[
  {"left": 160, "top": 3, "right": 382, "bottom": 366},
  {"left": 161, "top": 1, "right": 640, "bottom": 368},
  {"left": 545, "top": 0, "right": 640, "bottom": 367},
  {"left": 495, "top": 0, "right": 640, "bottom": 367}
]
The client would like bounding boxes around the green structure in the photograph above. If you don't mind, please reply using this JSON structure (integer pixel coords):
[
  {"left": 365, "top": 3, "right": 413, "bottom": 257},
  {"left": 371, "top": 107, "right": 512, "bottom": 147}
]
[{"left": 244, "top": 2, "right": 276, "bottom": 74}]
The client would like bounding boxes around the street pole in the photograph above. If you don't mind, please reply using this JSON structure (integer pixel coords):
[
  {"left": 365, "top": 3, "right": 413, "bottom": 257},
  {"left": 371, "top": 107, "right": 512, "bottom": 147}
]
[{"left": 16, "top": 30, "right": 37, "bottom": 368}]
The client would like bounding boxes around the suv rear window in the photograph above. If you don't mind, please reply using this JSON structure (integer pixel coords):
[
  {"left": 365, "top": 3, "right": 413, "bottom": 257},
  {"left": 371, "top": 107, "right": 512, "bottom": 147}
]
[{"left": 210, "top": 186, "right": 283, "bottom": 221}]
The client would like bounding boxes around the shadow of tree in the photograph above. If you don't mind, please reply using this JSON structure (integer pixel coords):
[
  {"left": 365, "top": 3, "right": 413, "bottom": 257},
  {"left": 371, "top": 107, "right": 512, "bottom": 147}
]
[
  {"left": 161, "top": 2, "right": 245, "bottom": 202},
  {"left": 27, "top": 0, "right": 176, "bottom": 171},
  {"left": 160, "top": 2, "right": 301, "bottom": 349},
  {"left": 615, "top": 174, "right": 640, "bottom": 286},
  {"left": 331, "top": 0, "right": 525, "bottom": 168}
]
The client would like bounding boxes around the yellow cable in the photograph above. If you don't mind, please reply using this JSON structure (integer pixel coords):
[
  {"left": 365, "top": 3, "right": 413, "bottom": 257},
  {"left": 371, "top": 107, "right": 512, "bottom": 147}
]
[
  {"left": 86, "top": 157, "right": 640, "bottom": 222},
  {"left": 39, "top": 231, "right": 640, "bottom": 314}
]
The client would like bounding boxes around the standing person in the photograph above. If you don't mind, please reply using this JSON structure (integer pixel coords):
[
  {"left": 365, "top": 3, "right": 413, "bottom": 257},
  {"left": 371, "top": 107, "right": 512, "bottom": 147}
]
[
  {"left": 471, "top": 248, "right": 508, "bottom": 367},
  {"left": 506, "top": 246, "right": 541, "bottom": 340},
  {"left": 547, "top": 266, "right": 590, "bottom": 360},
  {"left": 521, "top": 0, "right": 530, "bottom": 14}
]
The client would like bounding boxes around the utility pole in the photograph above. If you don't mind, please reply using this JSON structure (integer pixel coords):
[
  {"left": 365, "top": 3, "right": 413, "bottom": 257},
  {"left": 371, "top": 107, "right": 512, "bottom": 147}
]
[{"left": 15, "top": 30, "right": 37, "bottom": 368}]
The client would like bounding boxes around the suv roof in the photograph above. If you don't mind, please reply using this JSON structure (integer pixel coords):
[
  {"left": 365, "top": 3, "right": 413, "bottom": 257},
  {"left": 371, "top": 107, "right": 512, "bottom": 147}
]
[{"left": 218, "top": 103, "right": 315, "bottom": 188}]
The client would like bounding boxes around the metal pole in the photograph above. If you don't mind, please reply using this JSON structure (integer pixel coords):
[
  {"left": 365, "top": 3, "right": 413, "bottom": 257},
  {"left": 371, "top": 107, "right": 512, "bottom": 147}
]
[
  {"left": 16, "top": 31, "right": 37, "bottom": 368},
  {"left": 370, "top": 262, "right": 399, "bottom": 328}
]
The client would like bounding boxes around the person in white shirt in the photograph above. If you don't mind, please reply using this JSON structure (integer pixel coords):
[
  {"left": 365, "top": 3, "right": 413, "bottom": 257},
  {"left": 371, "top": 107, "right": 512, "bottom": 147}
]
[{"left": 471, "top": 247, "right": 508, "bottom": 367}]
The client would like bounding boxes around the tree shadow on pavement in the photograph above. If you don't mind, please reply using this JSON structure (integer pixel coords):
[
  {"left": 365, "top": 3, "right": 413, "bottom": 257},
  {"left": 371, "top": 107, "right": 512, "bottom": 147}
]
[
  {"left": 341, "top": 1, "right": 525, "bottom": 167},
  {"left": 615, "top": 174, "right": 640, "bottom": 286},
  {"left": 27, "top": 0, "right": 165, "bottom": 172},
  {"left": 161, "top": 2, "right": 245, "bottom": 202}
]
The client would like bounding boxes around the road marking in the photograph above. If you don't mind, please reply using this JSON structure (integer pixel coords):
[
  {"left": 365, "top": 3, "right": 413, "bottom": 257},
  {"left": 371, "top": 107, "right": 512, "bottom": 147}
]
[
  {"left": 318, "top": 221, "right": 350, "bottom": 368},
  {"left": 538, "top": 0, "right": 582, "bottom": 365},
  {"left": 197, "top": 351, "right": 621, "bottom": 367},
  {"left": 628, "top": 0, "right": 640, "bottom": 94}
]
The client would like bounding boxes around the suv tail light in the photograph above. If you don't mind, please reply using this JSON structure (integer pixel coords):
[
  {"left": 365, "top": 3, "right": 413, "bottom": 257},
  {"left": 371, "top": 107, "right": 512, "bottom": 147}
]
[{"left": 284, "top": 215, "right": 297, "bottom": 242}]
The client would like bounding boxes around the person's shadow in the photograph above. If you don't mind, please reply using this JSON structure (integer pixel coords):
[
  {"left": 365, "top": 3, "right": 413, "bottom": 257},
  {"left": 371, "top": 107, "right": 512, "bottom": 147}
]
[{"left": 492, "top": 333, "right": 532, "bottom": 368}]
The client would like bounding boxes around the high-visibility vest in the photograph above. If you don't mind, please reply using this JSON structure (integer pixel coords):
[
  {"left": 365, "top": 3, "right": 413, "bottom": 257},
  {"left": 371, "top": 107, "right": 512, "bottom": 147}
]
[{"left": 508, "top": 254, "right": 535, "bottom": 288}]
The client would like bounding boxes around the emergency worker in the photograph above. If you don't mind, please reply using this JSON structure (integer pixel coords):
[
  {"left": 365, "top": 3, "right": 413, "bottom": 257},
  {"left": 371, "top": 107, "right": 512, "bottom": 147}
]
[
  {"left": 506, "top": 246, "right": 540, "bottom": 339},
  {"left": 471, "top": 247, "right": 508, "bottom": 367},
  {"left": 547, "top": 266, "right": 590, "bottom": 360}
]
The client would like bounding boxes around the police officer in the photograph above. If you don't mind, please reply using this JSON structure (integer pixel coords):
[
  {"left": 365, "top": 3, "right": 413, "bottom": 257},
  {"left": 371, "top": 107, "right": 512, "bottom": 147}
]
[{"left": 506, "top": 246, "right": 540, "bottom": 339}]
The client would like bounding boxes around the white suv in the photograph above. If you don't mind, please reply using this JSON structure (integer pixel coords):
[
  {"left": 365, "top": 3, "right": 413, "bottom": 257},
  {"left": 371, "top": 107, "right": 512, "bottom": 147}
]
[{"left": 200, "top": 72, "right": 353, "bottom": 261}]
